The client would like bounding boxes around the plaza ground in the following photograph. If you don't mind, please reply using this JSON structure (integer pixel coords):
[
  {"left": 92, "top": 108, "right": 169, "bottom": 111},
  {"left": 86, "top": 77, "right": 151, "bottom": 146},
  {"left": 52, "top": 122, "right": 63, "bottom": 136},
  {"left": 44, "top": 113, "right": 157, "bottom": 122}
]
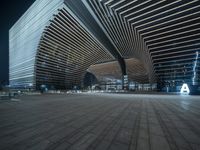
[{"left": 0, "top": 93, "right": 200, "bottom": 150}]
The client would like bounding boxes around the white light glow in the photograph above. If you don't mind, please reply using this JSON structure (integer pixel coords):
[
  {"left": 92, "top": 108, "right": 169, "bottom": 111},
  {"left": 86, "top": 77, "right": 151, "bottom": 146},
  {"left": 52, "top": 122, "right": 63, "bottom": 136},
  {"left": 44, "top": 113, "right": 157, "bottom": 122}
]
[
  {"left": 192, "top": 51, "right": 199, "bottom": 85},
  {"left": 180, "top": 83, "right": 190, "bottom": 94}
]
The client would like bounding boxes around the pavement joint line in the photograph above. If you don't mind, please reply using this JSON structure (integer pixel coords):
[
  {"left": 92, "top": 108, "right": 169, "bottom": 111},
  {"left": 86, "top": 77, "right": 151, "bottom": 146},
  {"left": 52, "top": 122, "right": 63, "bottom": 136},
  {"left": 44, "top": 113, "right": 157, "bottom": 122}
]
[{"left": 0, "top": 93, "right": 200, "bottom": 150}]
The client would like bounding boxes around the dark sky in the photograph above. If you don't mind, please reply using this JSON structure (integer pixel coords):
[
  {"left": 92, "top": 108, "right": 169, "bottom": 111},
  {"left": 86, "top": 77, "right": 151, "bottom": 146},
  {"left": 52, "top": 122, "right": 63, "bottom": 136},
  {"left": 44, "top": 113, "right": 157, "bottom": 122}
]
[{"left": 0, "top": 0, "right": 35, "bottom": 84}]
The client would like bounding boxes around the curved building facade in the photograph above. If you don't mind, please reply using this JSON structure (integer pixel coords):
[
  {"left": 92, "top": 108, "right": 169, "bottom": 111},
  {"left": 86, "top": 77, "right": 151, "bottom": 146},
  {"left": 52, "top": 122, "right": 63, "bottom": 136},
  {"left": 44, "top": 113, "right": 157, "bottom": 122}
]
[
  {"left": 9, "top": 0, "right": 114, "bottom": 89},
  {"left": 9, "top": 0, "right": 200, "bottom": 91},
  {"left": 9, "top": 0, "right": 64, "bottom": 88}
]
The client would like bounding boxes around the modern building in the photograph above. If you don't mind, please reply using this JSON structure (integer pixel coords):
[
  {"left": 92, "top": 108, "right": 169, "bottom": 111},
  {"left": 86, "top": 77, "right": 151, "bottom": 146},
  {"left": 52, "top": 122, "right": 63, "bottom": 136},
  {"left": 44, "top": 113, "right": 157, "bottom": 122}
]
[{"left": 9, "top": 0, "right": 200, "bottom": 92}]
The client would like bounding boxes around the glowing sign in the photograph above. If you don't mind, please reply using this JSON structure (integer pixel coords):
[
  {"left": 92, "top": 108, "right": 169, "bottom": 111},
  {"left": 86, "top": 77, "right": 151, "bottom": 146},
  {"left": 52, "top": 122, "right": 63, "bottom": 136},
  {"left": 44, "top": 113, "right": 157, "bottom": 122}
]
[{"left": 180, "top": 83, "right": 190, "bottom": 94}]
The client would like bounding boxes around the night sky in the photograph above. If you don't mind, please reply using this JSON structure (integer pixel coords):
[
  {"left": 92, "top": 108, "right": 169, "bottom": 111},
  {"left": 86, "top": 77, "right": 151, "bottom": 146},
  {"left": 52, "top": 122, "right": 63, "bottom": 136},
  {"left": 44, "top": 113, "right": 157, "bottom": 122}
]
[{"left": 0, "top": 0, "right": 35, "bottom": 84}]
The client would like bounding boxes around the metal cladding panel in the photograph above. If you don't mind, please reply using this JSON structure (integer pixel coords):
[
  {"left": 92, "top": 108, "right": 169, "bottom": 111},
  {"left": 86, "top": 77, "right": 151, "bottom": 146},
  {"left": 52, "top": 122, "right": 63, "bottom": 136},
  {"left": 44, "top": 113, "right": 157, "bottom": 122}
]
[
  {"left": 9, "top": 0, "right": 64, "bottom": 88},
  {"left": 82, "top": 0, "right": 156, "bottom": 83},
  {"left": 64, "top": 0, "right": 127, "bottom": 76},
  {"left": 64, "top": 0, "right": 121, "bottom": 58},
  {"left": 35, "top": 7, "right": 114, "bottom": 89},
  {"left": 83, "top": 0, "right": 200, "bottom": 85},
  {"left": 10, "top": 0, "right": 200, "bottom": 90}
]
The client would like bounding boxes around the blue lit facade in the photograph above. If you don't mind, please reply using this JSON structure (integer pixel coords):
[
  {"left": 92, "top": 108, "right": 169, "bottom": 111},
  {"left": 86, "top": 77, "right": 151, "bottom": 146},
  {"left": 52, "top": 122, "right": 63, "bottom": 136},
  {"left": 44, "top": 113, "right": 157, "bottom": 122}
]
[
  {"left": 9, "top": 0, "right": 114, "bottom": 90},
  {"left": 9, "top": 0, "right": 64, "bottom": 88}
]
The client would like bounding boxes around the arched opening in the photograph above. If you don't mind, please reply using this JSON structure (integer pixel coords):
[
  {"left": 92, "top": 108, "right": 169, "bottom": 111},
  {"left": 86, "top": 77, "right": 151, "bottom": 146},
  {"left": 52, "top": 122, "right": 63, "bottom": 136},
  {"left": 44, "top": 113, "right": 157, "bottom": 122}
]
[
  {"left": 35, "top": 8, "right": 114, "bottom": 90},
  {"left": 86, "top": 58, "right": 155, "bottom": 91}
]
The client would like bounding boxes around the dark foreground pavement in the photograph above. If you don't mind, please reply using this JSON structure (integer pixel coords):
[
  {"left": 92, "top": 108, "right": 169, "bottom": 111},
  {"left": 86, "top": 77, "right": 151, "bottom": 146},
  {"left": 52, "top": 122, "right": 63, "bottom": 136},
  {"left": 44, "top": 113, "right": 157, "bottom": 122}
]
[{"left": 0, "top": 93, "right": 200, "bottom": 150}]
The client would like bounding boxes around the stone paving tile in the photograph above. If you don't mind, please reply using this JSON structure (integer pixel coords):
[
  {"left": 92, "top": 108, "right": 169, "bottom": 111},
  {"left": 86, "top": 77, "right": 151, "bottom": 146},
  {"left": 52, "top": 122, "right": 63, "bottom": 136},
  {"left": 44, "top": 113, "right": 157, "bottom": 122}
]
[
  {"left": 108, "top": 141, "right": 129, "bottom": 150},
  {"left": 93, "top": 140, "right": 111, "bottom": 150},
  {"left": 150, "top": 135, "right": 171, "bottom": 150},
  {"left": 0, "top": 93, "right": 200, "bottom": 150},
  {"left": 137, "top": 137, "right": 150, "bottom": 150},
  {"left": 53, "top": 141, "right": 71, "bottom": 150},
  {"left": 68, "top": 133, "right": 97, "bottom": 150},
  {"left": 115, "top": 128, "right": 132, "bottom": 145}
]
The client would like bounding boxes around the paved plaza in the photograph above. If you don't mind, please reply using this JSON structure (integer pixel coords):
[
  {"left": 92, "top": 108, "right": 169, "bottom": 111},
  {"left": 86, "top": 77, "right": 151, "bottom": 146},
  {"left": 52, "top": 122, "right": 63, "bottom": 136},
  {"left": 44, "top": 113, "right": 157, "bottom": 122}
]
[{"left": 0, "top": 93, "right": 200, "bottom": 150}]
